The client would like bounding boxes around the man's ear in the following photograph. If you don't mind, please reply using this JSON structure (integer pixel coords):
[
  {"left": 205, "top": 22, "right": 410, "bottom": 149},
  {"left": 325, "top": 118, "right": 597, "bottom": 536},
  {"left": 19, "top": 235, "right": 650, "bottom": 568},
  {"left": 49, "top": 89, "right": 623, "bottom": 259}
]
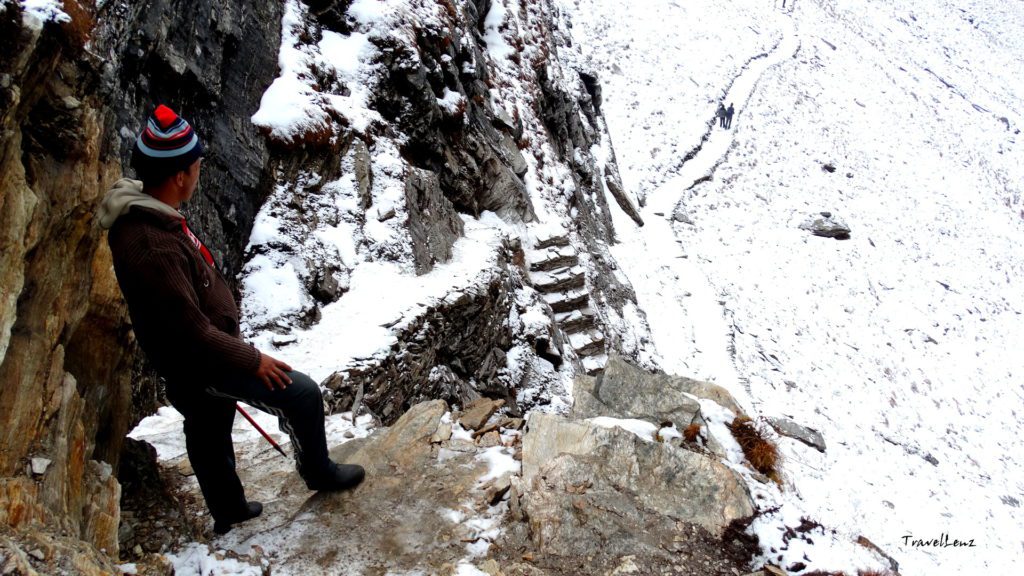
[{"left": 174, "top": 170, "right": 187, "bottom": 187}]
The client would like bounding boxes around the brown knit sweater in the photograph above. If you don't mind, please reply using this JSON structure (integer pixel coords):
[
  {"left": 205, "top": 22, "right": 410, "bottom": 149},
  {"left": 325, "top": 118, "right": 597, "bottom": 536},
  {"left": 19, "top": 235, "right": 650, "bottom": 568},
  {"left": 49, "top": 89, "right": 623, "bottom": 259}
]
[{"left": 107, "top": 205, "right": 260, "bottom": 382}]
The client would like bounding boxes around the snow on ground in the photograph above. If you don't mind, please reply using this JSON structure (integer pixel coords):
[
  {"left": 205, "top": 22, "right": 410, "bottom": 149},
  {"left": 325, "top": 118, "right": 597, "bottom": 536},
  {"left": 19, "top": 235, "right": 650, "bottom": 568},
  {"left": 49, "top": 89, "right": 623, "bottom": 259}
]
[
  {"left": 556, "top": 0, "right": 786, "bottom": 204},
  {"left": 563, "top": 0, "right": 1024, "bottom": 573},
  {"left": 588, "top": 416, "right": 659, "bottom": 441},
  {"left": 250, "top": 0, "right": 396, "bottom": 141},
  {"left": 245, "top": 211, "right": 511, "bottom": 384},
  {"left": 15, "top": 0, "right": 70, "bottom": 29},
  {"left": 129, "top": 408, "right": 377, "bottom": 575},
  {"left": 161, "top": 543, "right": 268, "bottom": 576},
  {"left": 129, "top": 406, "right": 376, "bottom": 470},
  {"left": 476, "top": 446, "right": 521, "bottom": 484}
]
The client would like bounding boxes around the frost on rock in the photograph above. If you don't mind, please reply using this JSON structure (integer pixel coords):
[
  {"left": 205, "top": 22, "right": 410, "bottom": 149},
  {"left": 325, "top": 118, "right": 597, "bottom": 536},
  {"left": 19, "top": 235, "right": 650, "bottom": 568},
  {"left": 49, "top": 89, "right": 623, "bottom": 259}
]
[{"left": 18, "top": 0, "right": 71, "bottom": 30}]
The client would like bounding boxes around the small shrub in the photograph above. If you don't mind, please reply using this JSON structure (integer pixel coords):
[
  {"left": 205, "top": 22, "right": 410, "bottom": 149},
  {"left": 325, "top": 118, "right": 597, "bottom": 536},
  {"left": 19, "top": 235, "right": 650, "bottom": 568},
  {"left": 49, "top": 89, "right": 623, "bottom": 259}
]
[
  {"left": 728, "top": 416, "right": 779, "bottom": 479},
  {"left": 436, "top": 0, "right": 457, "bottom": 21},
  {"left": 511, "top": 247, "right": 526, "bottom": 270},
  {"left": 683, "top": 423, "right": 701, "bottom": 443}
]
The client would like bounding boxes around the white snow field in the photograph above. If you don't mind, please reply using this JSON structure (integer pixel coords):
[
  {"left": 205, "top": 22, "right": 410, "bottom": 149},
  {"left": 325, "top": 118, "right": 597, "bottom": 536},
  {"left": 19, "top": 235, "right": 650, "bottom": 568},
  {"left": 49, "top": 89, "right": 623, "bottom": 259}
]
[{"left": 561, "top": 0, "right": 1024, "bottom": 573}]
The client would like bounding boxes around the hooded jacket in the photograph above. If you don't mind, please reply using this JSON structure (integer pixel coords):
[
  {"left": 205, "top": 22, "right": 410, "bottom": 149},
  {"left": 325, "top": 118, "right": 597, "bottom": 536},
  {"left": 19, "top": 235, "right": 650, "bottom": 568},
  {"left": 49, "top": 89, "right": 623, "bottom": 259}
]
[{"left": 100, "top": 179, "right": 260, "bottom": 382}]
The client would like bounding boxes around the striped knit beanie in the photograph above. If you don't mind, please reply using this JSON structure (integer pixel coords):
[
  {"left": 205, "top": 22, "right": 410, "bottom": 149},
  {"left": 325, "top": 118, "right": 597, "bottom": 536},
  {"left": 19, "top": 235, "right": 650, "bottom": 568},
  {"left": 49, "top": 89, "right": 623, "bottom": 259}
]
[{"left": 131, "top": 105, "right": 204, "bottom": 183}]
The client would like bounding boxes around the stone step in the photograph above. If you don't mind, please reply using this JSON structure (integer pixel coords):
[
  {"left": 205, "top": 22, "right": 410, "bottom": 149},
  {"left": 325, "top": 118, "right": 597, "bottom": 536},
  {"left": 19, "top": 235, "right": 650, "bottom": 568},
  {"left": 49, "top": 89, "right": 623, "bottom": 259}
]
[
  {"left": 581, "top": 353, "right": 608, "bottom": 375},
  {"left": 556, "top": 307, "right": 597, "bottom": 333},
  {"left": 532, "top": 265, "right": 586, "bottom": 293},
  {"left": 533, "top": 232, "right": 571, "bottom": 250},
  {"left": 528, "top": 245, "right": 579, "bottom": 272},
  {"left": 541, "top": 289, "right": 590, "bottom": 313},
  {"left": 568, "top": 329, "right": 605, "bottom": 357}
]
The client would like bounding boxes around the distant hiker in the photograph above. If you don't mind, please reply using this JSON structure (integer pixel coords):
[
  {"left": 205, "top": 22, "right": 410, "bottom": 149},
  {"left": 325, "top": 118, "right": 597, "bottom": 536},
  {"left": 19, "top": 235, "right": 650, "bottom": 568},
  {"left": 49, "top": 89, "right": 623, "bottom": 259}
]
[
  {"left": 98, "top": 105, "right": 365, "bottom": 535},
  {"left": 725, "top": 103, "right": 735, "bottom": 129},
  {"left": 716, "top": 103, "right": 727, "bottom": 128}
]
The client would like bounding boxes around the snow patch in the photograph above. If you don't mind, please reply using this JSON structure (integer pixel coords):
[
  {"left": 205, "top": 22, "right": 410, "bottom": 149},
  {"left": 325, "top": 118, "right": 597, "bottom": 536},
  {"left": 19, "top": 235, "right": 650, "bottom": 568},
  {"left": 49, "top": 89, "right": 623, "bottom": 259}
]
[
  {"left": 483, "top": 0, "right": 514, "bottom": 59},
  {"left": 19, "top": 0, "right": 70, "bottom": 29},
  {"left": 587, "top": 416, "right": 660, "bottom": 442},
  {"left": 164, "top": 543, "right": 265, "bottom": 576},
  {"left": 475, "top": 446, "right": 520, "bottom": 483}
]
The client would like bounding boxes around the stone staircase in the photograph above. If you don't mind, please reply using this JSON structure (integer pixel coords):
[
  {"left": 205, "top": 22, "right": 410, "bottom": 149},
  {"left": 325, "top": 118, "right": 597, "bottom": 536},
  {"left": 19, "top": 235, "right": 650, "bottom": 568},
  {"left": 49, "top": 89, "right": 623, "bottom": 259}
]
[{"left": 527, "top": 232, "right": 607, "bottom": 375}]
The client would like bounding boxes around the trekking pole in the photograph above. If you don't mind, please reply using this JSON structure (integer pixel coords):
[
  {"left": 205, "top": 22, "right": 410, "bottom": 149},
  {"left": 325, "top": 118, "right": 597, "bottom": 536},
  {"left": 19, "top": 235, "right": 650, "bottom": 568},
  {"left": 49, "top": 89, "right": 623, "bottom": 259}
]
[{"left": 235, "top": 404, "right": 288, "bottom": 458}]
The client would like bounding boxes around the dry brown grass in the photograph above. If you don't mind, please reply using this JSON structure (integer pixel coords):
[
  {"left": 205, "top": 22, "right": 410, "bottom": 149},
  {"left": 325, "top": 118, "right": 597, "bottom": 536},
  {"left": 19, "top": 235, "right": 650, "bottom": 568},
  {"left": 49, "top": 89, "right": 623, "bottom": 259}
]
[
  {"left": 436, "top": 0, "right": 458, "bottom": 21},
  {"left": 728, "top": 416, "right": 780, "bottom": 480},
  {"left": 510, "top": 246, "right": 526, "bottom": 270},
  {"left": 683, "top": 423, "right": 702, "bottom": 443}
]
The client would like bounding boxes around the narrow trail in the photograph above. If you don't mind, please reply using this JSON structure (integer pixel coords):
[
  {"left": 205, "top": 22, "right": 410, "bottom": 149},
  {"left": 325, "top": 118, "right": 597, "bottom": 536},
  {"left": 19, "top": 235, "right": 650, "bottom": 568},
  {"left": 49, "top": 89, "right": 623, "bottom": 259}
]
[{"left": 609, "top": 19, "right": 800, "bottom": 405}]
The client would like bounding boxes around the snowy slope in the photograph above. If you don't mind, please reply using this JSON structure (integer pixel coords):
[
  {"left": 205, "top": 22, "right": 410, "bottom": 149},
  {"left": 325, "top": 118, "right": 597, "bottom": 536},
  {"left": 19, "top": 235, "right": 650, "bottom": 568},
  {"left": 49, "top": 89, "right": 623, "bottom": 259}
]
[{"left": 560, "top": 0, "right": 1024, "bottom": 574}]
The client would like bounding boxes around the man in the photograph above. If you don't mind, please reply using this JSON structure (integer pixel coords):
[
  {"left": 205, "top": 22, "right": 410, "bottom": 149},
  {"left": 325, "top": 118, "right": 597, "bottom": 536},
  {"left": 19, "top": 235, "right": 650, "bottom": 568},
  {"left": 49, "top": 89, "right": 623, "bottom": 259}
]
[
  {"left": 98, "top": 105, "right": 364, "bottom": 534},
  {"left": 725, "top": 103, "right": 735, "bottom": 129},
  {"left": 716, "top": 103, "right": 727, "bottom": 128}
]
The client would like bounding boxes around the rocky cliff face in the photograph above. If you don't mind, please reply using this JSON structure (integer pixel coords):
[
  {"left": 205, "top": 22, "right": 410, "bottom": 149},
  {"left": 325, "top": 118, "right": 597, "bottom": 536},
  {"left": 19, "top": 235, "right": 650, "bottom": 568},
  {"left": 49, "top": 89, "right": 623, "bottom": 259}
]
[
  {"left": 1, "top": 0, "right": 282, "bottom": 570},
  {"left": 2, "top": 3, "right": 134, "bottom": 568},
  {"left": 236, "top": 0, "right": 652, "bottom": 423},
  {"left": 0, "top": 0, "right": 652, "bottom": 569}
]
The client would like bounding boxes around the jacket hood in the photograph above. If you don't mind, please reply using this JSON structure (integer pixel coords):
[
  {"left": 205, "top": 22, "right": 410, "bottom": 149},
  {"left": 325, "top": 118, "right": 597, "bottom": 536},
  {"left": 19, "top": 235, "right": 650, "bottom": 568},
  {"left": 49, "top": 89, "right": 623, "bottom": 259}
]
[{"left": 97, "top": 178, "right": 183, "bottom": 229}]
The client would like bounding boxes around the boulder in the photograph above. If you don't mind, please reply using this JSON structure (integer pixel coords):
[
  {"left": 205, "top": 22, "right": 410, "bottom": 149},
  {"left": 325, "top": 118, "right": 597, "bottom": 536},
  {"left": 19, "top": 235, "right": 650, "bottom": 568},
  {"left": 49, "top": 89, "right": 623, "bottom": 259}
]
[
  {"left": 459, "top": 398, "right": 506, "bottom": 431},
  {"left": 799, "top": 212, "right": 851, "bottom": 239},
  {"left": 571, "top": 358, "right": 698, "bottom": 425},
  {"left": 768, "top": 417, "right": 826, "bottom": 453},
  {"left": 572, "top": 354, "right": 743, "bottom": 425},
  {"left": 404, "top": 168, "right": 465, "bottom": 275},
  {"left": 347, "top": 400, "right": 449, "bottom": 472},
  {"left": 522, "top": 413, "right": 753, "bottom": 536},
  {"left": 672, "top": 205, "right": 695, "bottom": 224}
]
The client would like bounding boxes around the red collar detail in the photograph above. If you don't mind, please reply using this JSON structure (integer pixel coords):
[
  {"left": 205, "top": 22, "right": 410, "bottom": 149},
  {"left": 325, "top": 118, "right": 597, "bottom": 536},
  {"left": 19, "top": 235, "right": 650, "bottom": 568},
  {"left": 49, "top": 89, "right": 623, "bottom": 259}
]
[{"left": 180, "top": 219, "right": 215, "bottom": 267}]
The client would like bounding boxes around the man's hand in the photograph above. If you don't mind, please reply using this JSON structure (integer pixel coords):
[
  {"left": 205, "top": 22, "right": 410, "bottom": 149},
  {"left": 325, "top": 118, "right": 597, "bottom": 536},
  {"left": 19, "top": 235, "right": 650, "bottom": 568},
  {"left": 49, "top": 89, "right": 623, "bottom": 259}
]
[{"left": 256, "top": 351, "right": 293, "bottom": 390}]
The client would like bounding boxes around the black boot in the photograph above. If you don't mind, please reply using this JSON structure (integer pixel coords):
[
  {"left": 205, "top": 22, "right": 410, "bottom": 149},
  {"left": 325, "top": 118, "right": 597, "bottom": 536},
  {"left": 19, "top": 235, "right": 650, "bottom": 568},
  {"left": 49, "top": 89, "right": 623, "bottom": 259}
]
[
  {"left": 304, "top": 461, "right": 365, "bottom": 491},
  {"left": 213, "top": 501, "right": 263, "bottom": 535}
]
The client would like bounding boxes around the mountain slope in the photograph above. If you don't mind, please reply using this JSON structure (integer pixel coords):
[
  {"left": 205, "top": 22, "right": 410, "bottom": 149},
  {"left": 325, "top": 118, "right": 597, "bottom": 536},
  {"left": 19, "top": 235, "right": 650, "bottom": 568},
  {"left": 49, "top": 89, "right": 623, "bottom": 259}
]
[{"left": 560, "top": 0, "right": 1024, "bottom": 573}]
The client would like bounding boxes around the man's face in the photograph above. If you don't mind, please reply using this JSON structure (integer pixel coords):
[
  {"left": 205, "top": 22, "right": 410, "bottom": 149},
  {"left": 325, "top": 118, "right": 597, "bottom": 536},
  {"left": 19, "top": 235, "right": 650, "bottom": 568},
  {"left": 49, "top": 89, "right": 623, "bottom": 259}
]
[{"left": 181, "top": 158, "right": 202, "bottom": 202}]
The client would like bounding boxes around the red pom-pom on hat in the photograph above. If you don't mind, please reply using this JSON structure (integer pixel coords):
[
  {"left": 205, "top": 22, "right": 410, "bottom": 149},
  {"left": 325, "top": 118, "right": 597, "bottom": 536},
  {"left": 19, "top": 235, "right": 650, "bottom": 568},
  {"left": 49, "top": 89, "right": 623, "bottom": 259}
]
[{"left": 153, "top": 104, "right": 179, "bottom": 129}]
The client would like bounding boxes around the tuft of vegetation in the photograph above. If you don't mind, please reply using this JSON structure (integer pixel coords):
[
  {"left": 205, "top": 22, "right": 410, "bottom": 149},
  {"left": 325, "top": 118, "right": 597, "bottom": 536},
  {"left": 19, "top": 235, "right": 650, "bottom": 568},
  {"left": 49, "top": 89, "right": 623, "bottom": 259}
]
[
  {"left": 727, "top": 415, "right": 780, "bottom": 482},
  {"left": 436, "top": 0, "right": 458, "bottom": 21},
  {"left": 683, "top": 423, "right": 702, "bottom": 443}
]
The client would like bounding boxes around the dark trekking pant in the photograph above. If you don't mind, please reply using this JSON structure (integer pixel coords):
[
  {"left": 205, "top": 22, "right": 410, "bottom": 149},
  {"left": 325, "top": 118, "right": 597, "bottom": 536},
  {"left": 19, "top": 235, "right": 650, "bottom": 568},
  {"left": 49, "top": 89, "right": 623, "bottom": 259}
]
[{"left": 165, "top": 370, "right": 331, "bottom": 523}]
